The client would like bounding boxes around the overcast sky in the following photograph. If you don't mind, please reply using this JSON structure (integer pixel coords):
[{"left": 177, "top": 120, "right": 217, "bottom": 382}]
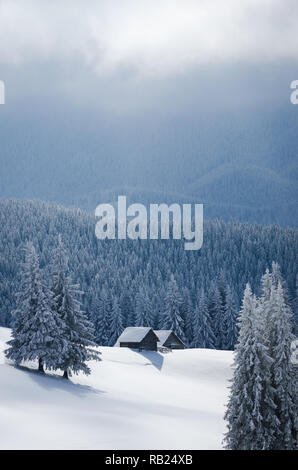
[
  {"left": 0, "top": 1, "right": 297, "bottom": 216},
  {"left": 0, "top": 0, "right": 298, "bottom": 114},
  {"left": 1, "top": 0, "right": 298, "bottom": 73}
]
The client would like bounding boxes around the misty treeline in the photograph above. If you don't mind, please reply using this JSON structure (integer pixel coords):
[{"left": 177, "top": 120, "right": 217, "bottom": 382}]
[
  {"left": 1, "top": 105, "right": 297, "bottom": 228},
  {"left": 0, "top": 199, "right": 297, "bottom": 349}
]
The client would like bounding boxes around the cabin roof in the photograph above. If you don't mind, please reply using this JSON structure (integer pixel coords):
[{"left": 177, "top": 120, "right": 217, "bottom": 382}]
[
  {"left": 154, "top": 330, "right": 185, "bottom": 347},
  {"left": 114, "top": 327, "right": 155, "bottom": 346},
  {"left": 154, "top": 330, "right": 173, "bottom": 346}
]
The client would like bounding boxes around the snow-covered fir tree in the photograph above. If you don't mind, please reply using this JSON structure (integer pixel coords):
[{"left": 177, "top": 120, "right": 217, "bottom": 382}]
[
  {"left": 218, "top": 270, "right": 228, "bottom": 307},
  {"left": 181, "top": 287, "right": 193, "bottom": 347},
  {"left": 109, "top": 298, "right": 124, "bottom": 346},
  {"left": 135, "top": 285, "right": 153, "bottom": 327},
  {"left": 221, "top": 285, "right": 239, "bottom": 350},
  {"left": 90, "top": 294, "right": 104, "bottom": 344},
  {"left": 258, "top": 265, "right": 297, "bottom": 448},
  {"left": 294, "top": 275, "right": 298, "bottom": 335},
  {"left": 120, "top": 292, "right": 133, "bottom": 328},
  {"left": 51, "top": 236, "right": 100, "bottom": 378},
  {"left": 161, "top": 274, "right": 185, "bottom": 340},
  {"left": 224, "top": 284, "right": 278, "bottom": 450},
  {"left": 93, "top": 288, "right": 113, "bottom": 346},
  {"left": 271, "top": 261, "right": 286, "bottom": 290},
  {"left": 265, "top": 282, "right": 297, "bottom": 449},
  {"left": 260, "top": 268, "right": 272, "bottom": 303},
  {"left": 5, "top": 242, "right": 63, "bottom": 372},
  {"left": 208, "top": 281, "right": 223, "bottom": 349},
  {"left": 192, "top": 289, "right": 216, "bottom": 349}
]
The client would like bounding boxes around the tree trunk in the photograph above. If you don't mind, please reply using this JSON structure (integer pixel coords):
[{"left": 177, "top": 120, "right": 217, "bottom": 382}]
[
  {"left": 63, "top": 369, "right": 68, "bottom": 379},
  {"left": 38, "top": 358, "right": 44, "bottom": 373}
]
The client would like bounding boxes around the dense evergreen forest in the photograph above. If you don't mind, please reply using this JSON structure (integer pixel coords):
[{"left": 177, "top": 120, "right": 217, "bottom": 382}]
[{"left": 0, "top": 199, "right": 297, "bottom": 348}]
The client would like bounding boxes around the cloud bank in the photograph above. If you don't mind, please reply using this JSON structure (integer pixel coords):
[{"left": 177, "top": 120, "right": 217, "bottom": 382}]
[{"left": 0, "top": 0, "right": 298, "bottom": 77}]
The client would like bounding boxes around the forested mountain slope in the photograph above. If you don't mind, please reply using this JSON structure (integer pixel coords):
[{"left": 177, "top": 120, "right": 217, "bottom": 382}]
[
  {"left": 0, "top": 199, "right": 297, "bottom": 332},
  {"left": 0, "top": 104, "right": 297, "bottom": 226}
]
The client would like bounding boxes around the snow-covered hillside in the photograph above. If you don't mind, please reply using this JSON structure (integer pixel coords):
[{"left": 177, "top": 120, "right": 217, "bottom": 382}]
[{"left": 0, "top": 327, "right": 233, "bottom": 450}]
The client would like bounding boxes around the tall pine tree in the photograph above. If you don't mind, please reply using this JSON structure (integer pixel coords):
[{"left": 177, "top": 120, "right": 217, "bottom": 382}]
[
  {"left": 161, "top": 274, "right": 185, "bottom": 340},
  {"left": 221, "top": 285, "right": 239, "bottom": 350},
  {"left": 208, "top": 281, "right": 223, "bottom": 349},
  {"left": 192, "top": 289, "right": 216, "bottom": 349},
  {"left": 94, "top": 288, "right": 113, "bottom": 346},
  {"left": 51, "top": 236, "right": 100, "bottom": 378},
  {"left": 181, "top": 287, "right": 193, "bottom": 347},
  {"left": 5, "top": 242, "right": 63, "bottom": 372},
  {"left": 294, "top": 274, "right": 298, "bottom": 335},
  {"left": 109, "top": 298, "right": 124, "bottom": 346},
  {"left": 135, "top": 285, "right": 153, "bottom": 327},
  {"left": 266, "top": 282, "right": 297, "bottom": 449},
  {"left": 224, "top": 284, "right": 278, "bottom": 449}
]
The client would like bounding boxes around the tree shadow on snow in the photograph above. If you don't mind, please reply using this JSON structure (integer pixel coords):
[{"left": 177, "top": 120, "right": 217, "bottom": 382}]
[
  {"left": 136, "top": 351, "right": 164, "bottom": 371},
  {"left": 13, "top": 364, "right": 105, "bottom": 397}
]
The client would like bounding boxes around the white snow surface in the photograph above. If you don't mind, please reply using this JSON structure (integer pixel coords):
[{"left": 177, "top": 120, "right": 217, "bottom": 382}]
[{"left": 0, "top": 327, "right": 233, "bottom": 450}]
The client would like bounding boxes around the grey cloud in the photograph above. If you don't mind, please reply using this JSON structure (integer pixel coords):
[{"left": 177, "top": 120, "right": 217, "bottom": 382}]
[{"left": 0, "top": 0, "right": 298, "bottom": 77}]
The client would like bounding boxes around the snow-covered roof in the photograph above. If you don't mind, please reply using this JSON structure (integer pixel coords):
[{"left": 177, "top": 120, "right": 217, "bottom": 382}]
[
  {"left": 114, "top": 327, "right": 153, "bottom": 347},
  {"left": 154, "top": 330, "right": 173, "bottom": 347},
  {"left": 154, "top": 330, "right": 185, "bottom": 347}
]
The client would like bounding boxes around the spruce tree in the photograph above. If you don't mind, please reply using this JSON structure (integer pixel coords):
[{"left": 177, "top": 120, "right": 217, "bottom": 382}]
[
  {"left": 135, "top": 285, "right": 153, "bottom": 327},
  {"left": 5, "top": 242, "right": 63, "bottom": 372},
  {"left": 192, "top": 289, "right": 216, "bottom": 349},
  {"left": 266, "top": 283, "right": 297, "bottom": 449},
  {"left": 208, "top": 281, "right": 223, "bottom": 349},
  {"left": 110, "top": 298, "right": 124, "bottom": 346},
  {"left": 294, "top": 275, "right": 298, "bottom": 335},
  {"left": 51, "top": 236, "right": 100, "bottom": 378},
  {"left": 271, "top": 262, "right": 286, "bottom": 290},
  {"left": 221, "top": 285, "right": 238, "bottom": 350},
  {"left": 181, "top": 287, "right": 193, "bottom": 347},
  {"left": 95, "top": 289, "right": 113, "bottom": 345},
  {"left": 257, "top": 265, "right": 297, "bottom": 449},
  {"left": 161, "top": 274, "right": 185, "bottom": 339},
  {"left": 120, "top": 292, "right": 133, "bottom": 328},
  {"left": 90, "top": 294, "right": 104, "bottom": 344},
  {"left": 224, "top": 284, "right": 278, "bottom": 450}
]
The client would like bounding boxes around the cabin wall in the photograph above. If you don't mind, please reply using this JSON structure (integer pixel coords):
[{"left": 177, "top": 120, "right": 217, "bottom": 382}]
[
  {"left": 120, "top": 342, "right": 139, "bottom": 348},
  {"left": 119, "top": 330, "right": 184, "bottom": 351},
  {"left": 139, "top": 330, "right": 158, "bottom": 351}
]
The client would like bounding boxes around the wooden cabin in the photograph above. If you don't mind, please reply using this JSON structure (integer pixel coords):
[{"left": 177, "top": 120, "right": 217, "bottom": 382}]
[
  {"left": 154, "top": 330, "right": 185, "bottom": 350},
  {"left": 114, "top": 327, "right": 159, "bottom": 351}
]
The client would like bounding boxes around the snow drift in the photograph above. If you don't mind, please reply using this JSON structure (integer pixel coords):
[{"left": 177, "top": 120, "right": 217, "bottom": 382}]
[{"left": 0, "top": 327, "right": 233, "bottom": 449}]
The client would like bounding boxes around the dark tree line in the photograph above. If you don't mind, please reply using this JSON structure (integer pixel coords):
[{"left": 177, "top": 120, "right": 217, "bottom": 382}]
[{"left": 0, "top": 199, "right": 297, "bottom": 349}]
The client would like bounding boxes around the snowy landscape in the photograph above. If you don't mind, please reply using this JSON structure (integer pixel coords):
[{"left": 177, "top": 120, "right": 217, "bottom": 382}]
[
  {"left": 0, "top": 327, "right": 232, "bottom": 450},
  {"left": 0, "top": 1, "right": 297, "bottom": 452}
]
